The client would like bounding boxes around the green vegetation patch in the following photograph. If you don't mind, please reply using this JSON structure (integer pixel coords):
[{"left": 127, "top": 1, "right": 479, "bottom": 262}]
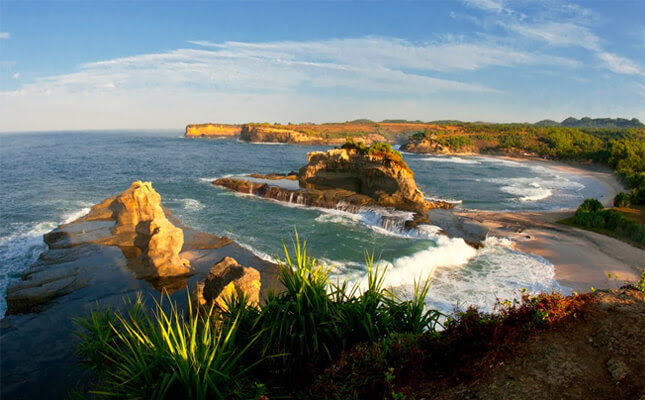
[
  {"left": 342, "top": 139, "right": 411, "bottom": 171},
  {"left": 558, "top": 198, "right": 645, "bottom": 248}
]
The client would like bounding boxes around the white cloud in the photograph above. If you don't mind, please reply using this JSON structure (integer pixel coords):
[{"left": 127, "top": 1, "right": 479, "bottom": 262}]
[
  {"left": 463, "top": 0, "right": 508, "bottom": 14},
  {"left": 0, "top": 32, "right": 9, "bottom": 39},
  {"left": 12, "top": 73, "right": 20, "bottom": 79},
  {"left": 596, "top": 52, "right": 644, "bottom": 76},
  {"left": 504, "top": 21, "right": 601, "bottom": 51},
  {"left": 464, "top": 0, "right": 644, "bottom": 78},
  {"left": 8, "top": 36, "right": 571, "bottom": 103}
]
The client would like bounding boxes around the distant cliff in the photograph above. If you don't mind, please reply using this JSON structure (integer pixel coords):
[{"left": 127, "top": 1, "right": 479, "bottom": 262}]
[
  {"left": 185, "top": 124, "right": 241, "bottom": 137},
  {"left": 185, "top": 121, "right": 449, "bottom": 144},
  {"left": 239, "top": 124, "right": 387, "bottom": 145}
]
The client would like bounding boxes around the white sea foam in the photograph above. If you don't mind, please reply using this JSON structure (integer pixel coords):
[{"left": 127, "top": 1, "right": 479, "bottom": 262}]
[
  {"left": 0, "top": 202, "right": 97, "bottom": 318},
  {"left": 182, "top": 198, "right": 205, "bottom": 211},
  {"left": 478, "top": 157, "right": 523, "bottom": 167},
  {"left": 420, "top": 156, "right": 480, "bottom": 165},
  {"left": 501, "top": 182, "right": 553, "bottom": 202},
  {"left": 235, "top": 241, "right": 278, "bottom": 264},
  {"left": 327, "top": 233, "right": 566, "bottom": 315},
  {"left": 425, "top": 195, "right": 463, "bottom": 205},
  {"left": 62, "top": 207, "right": 91, "bottom": 224},
  {"left": 487, "top": 174, "right": 585, "bottom": 203}
]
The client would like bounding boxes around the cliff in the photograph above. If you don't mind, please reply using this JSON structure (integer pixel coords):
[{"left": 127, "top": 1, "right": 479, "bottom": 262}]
[
  {"left": 185, "top": 121, "right": 451, "bottom": 144},
  {"left": 239, "top": 124, "right": 388, "bottom": 145},
  {"left": 185, "top": 123, "right": 241, "bottom": 137},
  {"left": 401, "top": 137, "right": 458, "bottom": 154}
]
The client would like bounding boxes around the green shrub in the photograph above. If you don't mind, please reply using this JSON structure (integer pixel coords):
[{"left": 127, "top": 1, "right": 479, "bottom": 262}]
[
  {"left": 571, "top": 198, "right": 645, "bottom": 244},
  {"left": 577, "top": 198, "right": 604, "bottom": 213},
  {"left": 614, "top": 192, "right": 631, "bottom": 207}
]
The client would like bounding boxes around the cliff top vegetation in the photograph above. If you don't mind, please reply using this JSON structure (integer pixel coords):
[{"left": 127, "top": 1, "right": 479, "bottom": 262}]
[{"left": 341, "top": 139, "right": 410, "bottom": 171}]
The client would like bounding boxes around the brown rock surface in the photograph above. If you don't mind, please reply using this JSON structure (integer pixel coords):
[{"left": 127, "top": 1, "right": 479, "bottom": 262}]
[
  {"left": 299, "top": 148, "right": 430, "bottom": 214},
  {"left": 193, "top": 256, "right": 261, "bottom": 311},
  {"left": 213, "top": 147, "right": 453, "bottom": 227}
]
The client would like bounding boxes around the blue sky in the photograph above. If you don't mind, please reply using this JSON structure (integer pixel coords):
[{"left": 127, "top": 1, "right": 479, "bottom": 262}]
[{"left": 1, "top": 0, "right": 644, "bottom": 131}]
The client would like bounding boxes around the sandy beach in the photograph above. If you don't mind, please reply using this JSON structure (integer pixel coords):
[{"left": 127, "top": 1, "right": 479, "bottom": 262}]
[{"left": 453, "top": 159, "right": 644, "bottom": 293}]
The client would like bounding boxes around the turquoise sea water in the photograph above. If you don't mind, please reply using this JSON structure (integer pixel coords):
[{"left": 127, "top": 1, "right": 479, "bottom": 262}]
[{"left": 0, "top": 131, "right": 607, "bottom": 317}]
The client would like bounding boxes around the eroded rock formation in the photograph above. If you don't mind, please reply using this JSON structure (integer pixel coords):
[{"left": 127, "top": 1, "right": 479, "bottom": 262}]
[
  {"left": 213, "top": 146, "right": 453, "bottom": 227},
  {"left": 400, "top": 137, "right": 455, "bottom": 154},
  {"left": 192, "top": 256, "right": 261, "bottom": 312},
  {"left": 6, "top": 181, "right": 193, "bottom": 314},
  {"left": 299, "top": 148, "right": 429, "bottom": 214}
]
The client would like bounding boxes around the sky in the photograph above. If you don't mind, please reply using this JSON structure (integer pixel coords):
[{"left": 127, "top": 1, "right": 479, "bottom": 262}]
[{"left": 1, "top": 0, "right": 644, "bottom": 131}]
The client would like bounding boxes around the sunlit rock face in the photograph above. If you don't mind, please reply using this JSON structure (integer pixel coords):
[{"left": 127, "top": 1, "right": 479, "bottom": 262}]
[
  {"left": 185, "top": 123, "right": 241, "bottom": 137},
  {"left": 299, "top": 148, "right": 428, "bottom": 214},
  {"left": 108, "top": 181, "right": 190, "bottom": 278},
  {"left": 6, "top": 181, "right": 192, "bottom": 314},
  {"left": 239, "top": 124, "right": 388, "bottom": 145},
  {"left": 192, "top": 256, "right": 261, "bottom": 312}
]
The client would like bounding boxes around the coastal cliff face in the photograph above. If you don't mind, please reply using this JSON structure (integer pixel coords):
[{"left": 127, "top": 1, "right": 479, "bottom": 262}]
[
  {"left": 299, "top": 148, "right": 429, "bottom": 214},
  {"left": 401, "top": 137, "right": 455, "bottom": 153},
  {"left": 239, "top": 124, "right": 388, "bottom": 145},
  {"left": 185, "top": 124, "right": 241, "bottom": 137}
]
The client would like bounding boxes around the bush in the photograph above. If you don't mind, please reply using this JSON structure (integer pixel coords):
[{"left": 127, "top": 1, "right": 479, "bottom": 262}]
[
  {"left": 614, "top": 192, "right": 631, "bottom": 207},
  {"left": 577, "top": 198, "right": 604, "bottom": 213},
  {"left": 571, "top": 198, "right": 645, "bottom": 244}
]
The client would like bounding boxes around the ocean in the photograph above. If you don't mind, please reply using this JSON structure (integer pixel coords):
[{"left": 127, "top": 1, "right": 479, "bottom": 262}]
[{"left": 0, "top": 130, "right": 607, "bottom": 318}]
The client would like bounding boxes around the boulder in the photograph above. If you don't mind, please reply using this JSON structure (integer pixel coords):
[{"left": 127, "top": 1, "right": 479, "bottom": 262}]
[
  {"left": 193, "top": 257, "right": 261, "bottom": 311},
  {"left": 109, "top": 181, "right": 191, "bottom": 278}
]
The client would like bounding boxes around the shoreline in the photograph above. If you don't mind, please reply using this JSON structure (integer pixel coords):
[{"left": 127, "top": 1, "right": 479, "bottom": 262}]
[{"left": 447, "top": 159, "right": 641, "bottom": 293}]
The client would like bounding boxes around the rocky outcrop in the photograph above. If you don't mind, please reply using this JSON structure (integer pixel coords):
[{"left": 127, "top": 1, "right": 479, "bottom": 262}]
[
  {"left": 185, "top": 124, "right": 241, "bottom": 137},
  {"left": 299, "top": 148, "right": 431, "bottom": 214},
  {"left": 400, "top": 137, "right": 455, "bottom": 154},
  {"left": 239, "top": 124, "right": 388, "bottom": 145},
  {"left": 214, "top": 177, "right": 377, "bottom": 210},
  {"left": 6, "top": 181, "right": 195, "bottom": 314},
  {"left": 1, "top": 184, "right": 280, "bottom": 400},
  {"left": 213, "top": 146, "right": 453, "bottom": 227},
  {"left": 192, "top": 257, "right": 261, "bottom": 311}
]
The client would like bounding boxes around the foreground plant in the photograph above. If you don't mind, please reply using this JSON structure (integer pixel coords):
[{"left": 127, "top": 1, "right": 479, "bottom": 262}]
[
  {"left": 74, "top": 232, "right": 443, "bottom": 398},
  {"left": 75, "top": 296, "right": 261, "bottom": 400}
]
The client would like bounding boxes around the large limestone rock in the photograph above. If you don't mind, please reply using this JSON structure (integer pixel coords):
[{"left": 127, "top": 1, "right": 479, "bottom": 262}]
[
  {"left": 299, "top": 147, "right": 428, "bottom": 214},
  {"left": 193, "top": 257, "right": 261, "bottom": 311},
  {"left": 108, "top": 181, "right": 190, "bottom": 278},
  {"left": 7, "top": 181, "right": 192, "bottom": 314}
]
